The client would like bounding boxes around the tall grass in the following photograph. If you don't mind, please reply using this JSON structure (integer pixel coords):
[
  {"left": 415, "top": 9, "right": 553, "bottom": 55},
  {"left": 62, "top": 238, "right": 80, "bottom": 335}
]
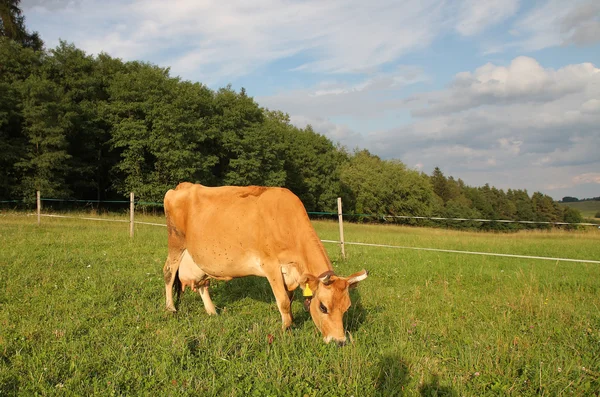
[{"left": 1, "top": 214, "right": 599, "bottom": 396}]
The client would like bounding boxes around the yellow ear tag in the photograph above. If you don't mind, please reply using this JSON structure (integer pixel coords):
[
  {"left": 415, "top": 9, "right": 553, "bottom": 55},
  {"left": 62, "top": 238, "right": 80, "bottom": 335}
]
[{"left": 303, "top": 283, "right": 313, "bottom": 297}]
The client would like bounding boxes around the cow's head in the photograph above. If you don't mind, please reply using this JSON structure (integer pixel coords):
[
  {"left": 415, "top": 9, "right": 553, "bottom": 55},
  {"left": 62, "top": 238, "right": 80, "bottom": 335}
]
[{"left": 299, "top": 269, "right": 368, "bottom": 345}]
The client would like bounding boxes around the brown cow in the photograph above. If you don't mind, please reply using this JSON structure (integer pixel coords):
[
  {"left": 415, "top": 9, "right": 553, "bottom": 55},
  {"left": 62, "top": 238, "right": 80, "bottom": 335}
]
[{"left": 163, "top": 182, "right": 367, "bottom": 345}]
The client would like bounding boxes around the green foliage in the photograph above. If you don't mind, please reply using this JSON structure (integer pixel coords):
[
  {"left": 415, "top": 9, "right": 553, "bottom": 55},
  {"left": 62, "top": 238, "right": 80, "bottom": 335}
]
[
  {"left": 15, "top": 73, "right": 72, "bottom": 199},
  {"left": 0, "top": 37, "right": 41, "bottom": 198},
  {"left": 340, "top": 150, "right": 434, "bottom": 218},
  {"left": 561, "top": 196, "right": 579, "bottom": 202},
  {"left": 428, "top": 166, "right": 583, "bottom": 231},
  {"left": 283, "top": 124, "right": 345, "bottom": 212},
  {"left": 562, "top": 206, "right": 583, "bottom": 230},
  {"left": 106, "top": 63, "right": 220, "bottom": 201},
  {"left": 596, "top": 211, "right": 600, "bottom": 219}
]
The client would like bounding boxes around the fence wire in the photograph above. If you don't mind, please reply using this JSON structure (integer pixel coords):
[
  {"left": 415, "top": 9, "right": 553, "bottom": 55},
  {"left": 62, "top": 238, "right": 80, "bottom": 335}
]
[
  {"left": 23, "top": 212, "right": 600, "bottom": 265},
  {"left": 12, "top": 197, "right": 596, "bottom": 227}
]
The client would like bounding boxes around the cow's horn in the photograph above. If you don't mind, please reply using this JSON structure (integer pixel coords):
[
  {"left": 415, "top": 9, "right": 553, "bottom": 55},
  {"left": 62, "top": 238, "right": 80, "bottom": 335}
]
[{"left": 318, "top": 270, "right": 335, "bottom": 285}]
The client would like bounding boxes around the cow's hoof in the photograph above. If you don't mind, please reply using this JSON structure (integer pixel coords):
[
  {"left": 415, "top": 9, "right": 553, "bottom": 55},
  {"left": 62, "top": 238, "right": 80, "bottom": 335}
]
[{"left": 166, "top": 305, "right": 177, "bottom": 313}]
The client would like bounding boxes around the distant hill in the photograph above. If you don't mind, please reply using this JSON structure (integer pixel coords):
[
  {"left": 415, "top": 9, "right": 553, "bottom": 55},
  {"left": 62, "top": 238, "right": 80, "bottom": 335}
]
[{"left": 558, "top": 200, "right": 600, "bottom": 219}]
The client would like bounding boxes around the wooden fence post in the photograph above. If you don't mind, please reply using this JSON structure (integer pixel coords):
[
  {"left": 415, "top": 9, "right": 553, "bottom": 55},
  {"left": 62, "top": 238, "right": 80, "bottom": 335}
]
[
  {"left": 130, "top": 192, "right": 134, "bottom": 238},
  {"left": 337, "top": 197, "right": 346, "bottom": 259},
  {"left": 37, "top": 190, "right": 41, "bottom": 226}
]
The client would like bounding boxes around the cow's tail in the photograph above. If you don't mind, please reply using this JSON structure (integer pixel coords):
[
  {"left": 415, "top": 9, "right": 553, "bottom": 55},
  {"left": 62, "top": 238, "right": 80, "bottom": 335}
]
[{"left": 173, "top": 269, "right": 182, "bottom": 304}]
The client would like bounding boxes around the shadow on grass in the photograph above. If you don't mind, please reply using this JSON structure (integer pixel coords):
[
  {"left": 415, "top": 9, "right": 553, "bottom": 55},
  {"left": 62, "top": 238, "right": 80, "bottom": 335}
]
[
  {"left": 212, "top": 276, "right": 275, "bottom": 306},
  {"left": 375, "top": 356, "right": 457, "bottom": 396},
  {"left": 173, "top": 276, "right": 274, "bottom": 313},
  {"left": 418, "top": 375, "right": 457, "bottom": 397},
  {"left": 375, "top": 354, "right": 410, "bottom": 395},
  {"left": 345, "top": 288, "right": 369, "bottom": 333},
  {"left": 178, "top": 274, "right": 370, "bottom": 316},
  {"left": 174, "top": 275, "right": 372, "bottom": 336}
]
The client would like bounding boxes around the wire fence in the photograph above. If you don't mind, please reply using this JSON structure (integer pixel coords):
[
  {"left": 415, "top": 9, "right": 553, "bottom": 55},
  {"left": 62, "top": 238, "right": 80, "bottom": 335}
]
[
  {"left": 4, "top": 191, "right": 596, "bottom": 266},
  {"left": 4, "top": 197, "right": 597, "bottom": 227},
  {"left": 26, "top": 214, "right": 600, "bottom": 265}
]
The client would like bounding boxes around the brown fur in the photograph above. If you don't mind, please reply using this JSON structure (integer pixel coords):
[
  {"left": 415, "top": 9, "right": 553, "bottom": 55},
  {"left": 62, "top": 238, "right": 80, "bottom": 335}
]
[{"left": 161, "top": 183, "right": 367, "bottom": 343}]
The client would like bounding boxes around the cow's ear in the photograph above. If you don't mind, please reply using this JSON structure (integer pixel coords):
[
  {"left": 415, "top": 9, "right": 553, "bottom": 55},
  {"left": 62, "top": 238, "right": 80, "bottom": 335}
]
[
  {"left": 347, "top": 269, "right": 368, "bottom": 289},
  {"left": 298, "top": 273, "right": 319, "bottom": 295}
]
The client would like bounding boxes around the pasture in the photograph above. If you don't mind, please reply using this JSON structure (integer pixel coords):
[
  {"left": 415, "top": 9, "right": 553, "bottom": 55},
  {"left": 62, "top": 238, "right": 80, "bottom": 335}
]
[
  {"left": 559, "top": 200, "right": 600, "bottom": 220},
  {"left": 1, "top": 214, "right": 599, "bottom": 396}
]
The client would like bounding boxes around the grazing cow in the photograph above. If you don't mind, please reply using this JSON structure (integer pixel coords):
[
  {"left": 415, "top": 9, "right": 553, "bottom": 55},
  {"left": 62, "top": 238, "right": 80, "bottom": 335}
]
[{"left": 163, "top": 182, "right": 368, "bottom": 344}]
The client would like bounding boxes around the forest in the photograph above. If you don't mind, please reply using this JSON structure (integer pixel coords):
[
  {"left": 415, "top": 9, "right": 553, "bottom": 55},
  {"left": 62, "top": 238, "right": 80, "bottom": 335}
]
[{"left": 0, "top": 2, "right": 584, "bottom": 230}]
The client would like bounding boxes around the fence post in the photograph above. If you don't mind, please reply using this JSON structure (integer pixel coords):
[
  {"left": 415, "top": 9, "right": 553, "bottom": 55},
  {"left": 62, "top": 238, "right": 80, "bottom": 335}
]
[
  {"left": 337, "top": 197, "right": 346, "bottom": 259},
  {"left": 130, "top": 192, "right": 134, "bottom": 238},
  {"left": 37, "top": 190, "right": 41, "bottom": 226}
]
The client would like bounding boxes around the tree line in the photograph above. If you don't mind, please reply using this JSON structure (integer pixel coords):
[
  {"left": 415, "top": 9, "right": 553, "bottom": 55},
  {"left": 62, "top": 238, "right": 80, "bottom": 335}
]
[
  {"left": 560, "top": 196, "right": 600, "bottom": 203},
  {"left": 0, "top": 4, "right": 584, "bottom": 229}
]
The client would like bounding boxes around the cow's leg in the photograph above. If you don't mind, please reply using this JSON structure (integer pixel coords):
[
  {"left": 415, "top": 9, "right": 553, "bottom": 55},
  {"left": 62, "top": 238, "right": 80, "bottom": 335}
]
[
  {"left": 198, "top": 281, "right": 217, "bottom": 315},
  {"left": 265, "top": 264, "right": 293, "bottom": 329},
  {"left": 163, "top": 248, "right": 184, "bottom": 312},
  {"left": 286, "top": 290, "right": 294, "bottom": 323}
]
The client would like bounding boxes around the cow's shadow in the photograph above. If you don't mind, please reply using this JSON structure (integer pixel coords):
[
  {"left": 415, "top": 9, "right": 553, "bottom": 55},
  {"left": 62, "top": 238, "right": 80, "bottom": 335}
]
[
  {"left": 374, "top": 354, "right": 457, "bottom": 396},
  {"left": 180, "top": 276, "right": 368, "bottom": 332},
  {"left": 375, "top": 354, "right": 410, "bottom": 395},
  {"left": 418, "top": 375, "right": 457, "bottom": 397},
  {"left": 210, "top": 276, "right": 276, "bottom": 306}
]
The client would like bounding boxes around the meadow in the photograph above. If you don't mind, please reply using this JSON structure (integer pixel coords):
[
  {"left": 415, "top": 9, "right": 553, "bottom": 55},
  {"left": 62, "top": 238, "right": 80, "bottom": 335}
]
[
  {"left": 559, "top": 200, "right": 600, "bottom": 220},
  {"left": 1, "top": 213, "right": 599, "bottom": 396}
]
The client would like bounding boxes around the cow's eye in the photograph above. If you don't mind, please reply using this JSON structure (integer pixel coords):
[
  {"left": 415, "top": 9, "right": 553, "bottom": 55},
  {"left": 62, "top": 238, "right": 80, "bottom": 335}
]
[{"left": 319, "top": 302, "right": 328, "bottom": 314}]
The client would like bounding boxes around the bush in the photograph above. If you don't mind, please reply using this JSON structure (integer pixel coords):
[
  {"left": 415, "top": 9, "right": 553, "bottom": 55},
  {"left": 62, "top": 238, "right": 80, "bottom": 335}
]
[{"left": 595, "top": 211, "right": 600, "bottom": 218}]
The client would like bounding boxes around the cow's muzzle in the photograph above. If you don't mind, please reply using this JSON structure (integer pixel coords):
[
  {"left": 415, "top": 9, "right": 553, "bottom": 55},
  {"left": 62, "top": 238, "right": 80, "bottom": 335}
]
[
  {"left": 324, "top": 336, "right": 347, "bottom": 346},
  {"left": 303, "top": 297, "right": 312, "bottom": 312}
]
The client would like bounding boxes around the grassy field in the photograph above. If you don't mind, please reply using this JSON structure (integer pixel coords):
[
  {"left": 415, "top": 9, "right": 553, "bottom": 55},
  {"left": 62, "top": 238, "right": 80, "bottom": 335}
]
[
  {"left": 1, "top": 214, "right": 600, "bottom": 396},
  {"left": 559, "top": 200, "right": 600, "bottom": 219}
]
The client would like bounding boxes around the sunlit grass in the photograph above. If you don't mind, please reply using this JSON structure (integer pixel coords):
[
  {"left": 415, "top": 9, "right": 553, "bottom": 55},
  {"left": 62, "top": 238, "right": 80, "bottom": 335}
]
[{"left": 1, "top": 214, "right": 599, "bottom": 395}]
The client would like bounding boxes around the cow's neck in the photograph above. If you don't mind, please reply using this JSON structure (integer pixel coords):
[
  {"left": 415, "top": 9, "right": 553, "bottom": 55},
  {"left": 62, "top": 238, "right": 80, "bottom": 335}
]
[{"left": 302, "top": 231, "right": 334, "bottom": 277}]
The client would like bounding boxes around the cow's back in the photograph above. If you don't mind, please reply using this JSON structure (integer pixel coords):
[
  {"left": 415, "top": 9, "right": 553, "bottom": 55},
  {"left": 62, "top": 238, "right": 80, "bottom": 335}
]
[{"left": 164, "top": 183, "right": 317, "bottom": 278}]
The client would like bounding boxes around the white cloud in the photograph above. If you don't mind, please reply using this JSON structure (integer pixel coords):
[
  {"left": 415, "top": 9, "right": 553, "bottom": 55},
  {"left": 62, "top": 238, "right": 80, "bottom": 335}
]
[
  {"left": 498, "top": 138, "right": 522, "bottom": 155},
  {"left": 560, "top": 1, "right": 600, "bottom": 46},
  {"left": 512, "top": 0, "right": 600, "bottom": 51},
  {"left": 545, "top": 173, "right": 600, "bottom": 193},
  {"left": 411, "top": 56, "right": 600, "bottom": 116},
  {"left": 266, "top": 57, "right": 600, "bottom": 192},
  {"left": 366, "top": 57, "right": 600, "bottom": 197},
  {"left": 23, "top": 0, "right": 81, "bottom": 11},
  {"left": 23, "top": 0, "right": 445, "bottom": 82},
  {"left": 455, "top": 0, "right": 520, "bottom": 36},
  {"left": 288, "top": 115, "right": 364, "bottom": 150},
  {"left": 22, "top": 0, "right": 522, "bottom": 84},
  {"left": 582, "top": 99, "right": 600, "bottom": 113},
  {"left": 573, "top": 173, "right": 600, "bottom": 185},
  {"left": 258, "top": 65, "right": 427, "bottom": 120}
]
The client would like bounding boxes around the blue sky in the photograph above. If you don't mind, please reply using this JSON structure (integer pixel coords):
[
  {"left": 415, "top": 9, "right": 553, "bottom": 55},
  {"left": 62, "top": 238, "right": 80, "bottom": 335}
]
[{"left": 22, "top": 0, "right": 600, "bottom": 200}]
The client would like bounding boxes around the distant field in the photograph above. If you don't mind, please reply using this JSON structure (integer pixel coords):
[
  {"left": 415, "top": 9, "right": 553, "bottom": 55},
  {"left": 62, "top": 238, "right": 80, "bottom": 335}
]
[
  {"left": 559, "top": 200, "right": 600, "bottom": 219},
  {"left": 1, "top": 214, "right": 600, "bottom": 396}
]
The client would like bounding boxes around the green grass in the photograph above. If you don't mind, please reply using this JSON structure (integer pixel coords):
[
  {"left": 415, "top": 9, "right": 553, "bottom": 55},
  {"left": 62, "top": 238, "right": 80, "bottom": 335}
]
[
  {"left": 1, "top": 214, "right": 600, "bottom": 396},
  {"left": 559, "top": 200, "right": 600, "bottom": 219}
]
